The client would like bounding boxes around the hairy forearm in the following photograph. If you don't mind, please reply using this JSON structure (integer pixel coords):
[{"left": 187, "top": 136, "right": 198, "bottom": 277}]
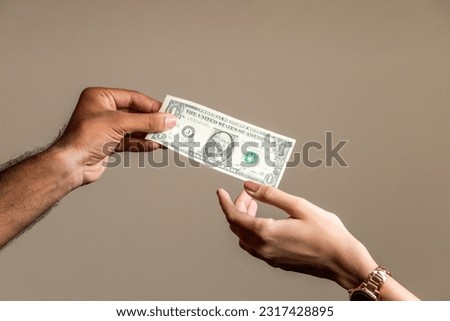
[{"left": 0, "top": 146, "right": 79, "bottom": 248}]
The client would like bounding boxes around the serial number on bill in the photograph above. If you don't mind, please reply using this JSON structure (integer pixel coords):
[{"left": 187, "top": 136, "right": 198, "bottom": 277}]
[{"left": 257, "top": 306, "right": 334, "bottom": 317}]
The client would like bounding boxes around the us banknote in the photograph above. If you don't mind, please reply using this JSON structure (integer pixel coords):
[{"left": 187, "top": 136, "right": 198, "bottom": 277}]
[{"left": 145, "top": 95, "right": 296, "bottom": 187}]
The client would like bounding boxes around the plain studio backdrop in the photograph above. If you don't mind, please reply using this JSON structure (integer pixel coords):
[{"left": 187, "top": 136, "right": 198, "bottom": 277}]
[{"left": 0, "top": 0, "right": 449, "bottom": 300}]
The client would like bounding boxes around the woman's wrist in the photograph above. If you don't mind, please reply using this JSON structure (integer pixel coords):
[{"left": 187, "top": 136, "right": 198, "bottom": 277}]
[
  {"left": 334, "top": 237, "right": 378, "bottom": 290},
  {"left": 379, "top": 276, "right": 420, "bottom": 301}
]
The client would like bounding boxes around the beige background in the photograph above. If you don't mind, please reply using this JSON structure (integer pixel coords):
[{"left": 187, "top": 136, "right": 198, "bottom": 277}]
[{"left": 0, "top": 0, "right": 449, "bottom": 300}]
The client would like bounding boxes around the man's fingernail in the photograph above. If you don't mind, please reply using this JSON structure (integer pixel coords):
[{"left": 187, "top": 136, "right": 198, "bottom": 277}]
[
  {"left": 164, "top": 115, "right": 177, "bottom": 128},
  {"left": 244, "top": 181, "right": 260, "bottom": 192}
]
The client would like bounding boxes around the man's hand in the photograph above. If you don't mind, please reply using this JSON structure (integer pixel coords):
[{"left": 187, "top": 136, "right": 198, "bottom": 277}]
[
  {"left": 0, "top": 87, "right": 175, "bottom": 248},
  {"left": 217, "top": 181, "right": 378, "bottom": 290},
  {"left": 54, "top": 87, "right": 177, "bottom": 186}
]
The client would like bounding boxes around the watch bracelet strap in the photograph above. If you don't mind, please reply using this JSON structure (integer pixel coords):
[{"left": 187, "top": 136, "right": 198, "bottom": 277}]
[{"left": 349, "top": 266, "right": 392, "bottom": 300}]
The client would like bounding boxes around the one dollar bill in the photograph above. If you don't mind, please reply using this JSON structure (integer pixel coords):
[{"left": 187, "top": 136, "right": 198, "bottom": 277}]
[{"left": 145, "top": 95, "right": 296, "bottom": 187}]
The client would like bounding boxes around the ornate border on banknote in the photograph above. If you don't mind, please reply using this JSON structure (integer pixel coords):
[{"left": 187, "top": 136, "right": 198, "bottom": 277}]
[{"left": 146, "top": 96, "right": 296, "bottom": 188}]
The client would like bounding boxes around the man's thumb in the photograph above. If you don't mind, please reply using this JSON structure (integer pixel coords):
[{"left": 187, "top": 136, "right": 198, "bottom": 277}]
[{"left": 117, "top": 112, "right": 177, "bottom": 133}]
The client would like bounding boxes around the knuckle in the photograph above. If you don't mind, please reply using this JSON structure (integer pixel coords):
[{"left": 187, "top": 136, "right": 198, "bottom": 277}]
[
  {"left": 80, "top": 87, "right": 99, "bottom": 99},
  {"left": 254, "top": 219, "right": 275, "bottom": 243},
  {"left": 257, "top": 244, "right": 275, "bottom": 262},
  {"left": 261, "top": 186, "right": 277, "bottom": 201},
  {"left": 293, "top": 196, "right": 307, "bottom": 210},
  {"left": 128, "top": 89, "right": 140, "bottom": 101},
  {"left": 147, "top": 114, "right": 160, "bottom": 130},
  {"left": 327, "top": 211, "right": 343, "bottom": 225},
  {"left": 253, "top": 219, "right": 266, "bottom": 235}
]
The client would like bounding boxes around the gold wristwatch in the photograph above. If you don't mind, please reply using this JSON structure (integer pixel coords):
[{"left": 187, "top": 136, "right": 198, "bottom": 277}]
[{"left": 348, "top": 266, "right": 391, "bottom": 301}]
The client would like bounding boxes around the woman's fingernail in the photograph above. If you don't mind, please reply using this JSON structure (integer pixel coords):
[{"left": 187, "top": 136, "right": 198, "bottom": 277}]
[
  {"left": 164, "top": 115, "right": 177, "bottom": 128},
  {"left": 244, "top": 181, "right": 260, "bottom": 192}
]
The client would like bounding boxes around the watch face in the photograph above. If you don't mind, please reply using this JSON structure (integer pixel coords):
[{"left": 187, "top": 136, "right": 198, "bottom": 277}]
[{"left": 350, "top": 290, "right": 376, "bottom": 301}]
